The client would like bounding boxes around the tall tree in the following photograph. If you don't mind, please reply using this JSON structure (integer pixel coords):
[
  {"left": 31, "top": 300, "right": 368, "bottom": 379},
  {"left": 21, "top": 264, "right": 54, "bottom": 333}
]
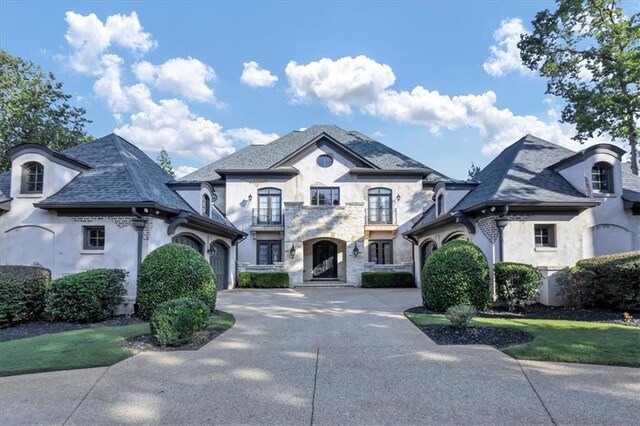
[
  {"left": 468, "top": 162, "right": 481, "bottom": 179},
  {"left": 0, "top": 50, "right": 91, "bottom": 171},
  {"left": 157, "top": 148, "right": 176, "bottom": 177},
  {"left": 518, "top": 0, "right": 640, "bottom": 175}
]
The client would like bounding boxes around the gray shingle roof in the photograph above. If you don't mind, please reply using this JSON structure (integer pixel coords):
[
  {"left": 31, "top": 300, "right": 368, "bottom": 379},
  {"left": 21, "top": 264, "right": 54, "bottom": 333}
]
[
  {"left": 452, "top": 135, "right": 594, "bottom": 211},
  {"left": 622, "top": 163, "right": 640, "bottom": 203},
  {"left": 183, "top": 125, "right": 448, "bottom": 181},
  {"left": 0, "top": 171, "right": 10, "bottom": 202},
  {"left": 4, "top": 134, "right": 236, "bottom": 230}
]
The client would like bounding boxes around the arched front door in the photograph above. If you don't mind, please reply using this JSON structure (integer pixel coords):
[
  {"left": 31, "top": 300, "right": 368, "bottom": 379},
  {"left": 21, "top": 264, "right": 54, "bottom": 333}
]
[
  {"left": 172, "top": 234, "right": 204, "bottom": 254},
  {"left": 209, "top": 242, "right": 229, "bottom": 290},
  {"left": 312, "top": 241, "right": 338, "bottom": 279}
]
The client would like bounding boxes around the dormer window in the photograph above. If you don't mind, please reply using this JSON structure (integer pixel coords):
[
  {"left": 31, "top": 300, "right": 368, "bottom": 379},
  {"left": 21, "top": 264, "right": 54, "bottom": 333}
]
[
  {"left": 202, "top": 194, "right": 211, "bottom": 217},
  {"left": 591, "top": 163, "right": 613, "bottom": 193},
  {"left": 436, "top": 193, "right": 445, "bottom": 216},
  {"left": 21, "top": 162, "right": 44, "bottom": 194}
]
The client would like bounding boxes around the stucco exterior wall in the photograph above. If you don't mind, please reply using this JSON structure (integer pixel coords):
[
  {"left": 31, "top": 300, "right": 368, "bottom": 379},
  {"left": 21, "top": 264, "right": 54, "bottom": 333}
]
[{"left": 220, "top": 143, "right": 429, "bottom": 285}]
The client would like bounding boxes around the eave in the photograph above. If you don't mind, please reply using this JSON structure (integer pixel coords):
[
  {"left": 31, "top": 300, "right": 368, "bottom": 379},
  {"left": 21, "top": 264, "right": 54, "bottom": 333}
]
[
  {"left": 8, "top": 143, "right": 92, "bottom": 171},
  {"left": 349, "top": 168, "right": 431, "bottom": 177},
  {"left": 215, "top": 168, "right": 300, "bottom": 176}
]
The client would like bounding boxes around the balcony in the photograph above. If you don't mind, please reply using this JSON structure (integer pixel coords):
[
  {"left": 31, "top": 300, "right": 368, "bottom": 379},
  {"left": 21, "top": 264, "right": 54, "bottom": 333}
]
[
  {"left": 250, "top": 208, "right": 284, "bottom": 235},
  {"left": 364, "top": 207, "right": 398, "bottom": 237}
]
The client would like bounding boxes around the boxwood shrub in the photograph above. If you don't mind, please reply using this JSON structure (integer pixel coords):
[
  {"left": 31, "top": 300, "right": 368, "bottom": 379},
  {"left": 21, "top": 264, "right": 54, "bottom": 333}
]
[
  {"left": 0, "top": 265, "right": 50, "bottom": 327},
  {"left": 494, "top": 262, "right": 542, "bottom": 311},
  {"left": 421, "top": 240, "right": 490, "bottom": 311},
  {"left": 137, "top": 243, "right": 217, "bottom": 319},
  {"left": 361, "top": 272, "right": 415, "bottom": 288},
  {"left": 150, "top": 298, "right": 209, "bottom": 347},
  {"left": 45, "top": 269, "right": 127, "bottom": 322},
  {"left": 238, "top": 272, "right": 289, "bottom": 288},
  {"left": 559, "top": 251, "right": 640, "bottom": 309}
]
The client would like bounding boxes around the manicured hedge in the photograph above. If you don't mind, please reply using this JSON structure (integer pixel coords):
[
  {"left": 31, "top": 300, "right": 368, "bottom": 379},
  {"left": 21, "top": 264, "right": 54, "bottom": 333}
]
[
  {"left": 494, "top": 262, "right": 542, "bottom": 311},
  {"left": 150, "top": 298, "right": 209, "bottom": 347},
  {"left": 137, "top": 244, "right": 217, "bottom": 319},
  {"left": 361, "top": 272, "right": 415, "bottom": 288},
  {"left": 559, "top": 251, "right": 640, "bottom": 309},
  {"left": 238, "top": 272, "right": 289, "bottom": 288},
  {"left": 45, "top": 269, "right": 127, "bottom": 322},
  {"left": 0, "top": 266, "right": 50, "bottom": 327},
  {"left": 421, "top": 240, "right": 490, "bottom": 311}
]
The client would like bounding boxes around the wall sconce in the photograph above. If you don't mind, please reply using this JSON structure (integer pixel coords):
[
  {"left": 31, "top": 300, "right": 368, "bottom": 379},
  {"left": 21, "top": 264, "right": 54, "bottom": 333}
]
[
  {"left": 289, "top": 243, "right": 296, "bottom": 259},
  {"left": 396, "top": 194, "right": 401, "bottom": 202},
  {"left": 352, "top": 242, "right": 360, "bottom": 257},
  {"left": 248, "top": 194, "right": 253, "bottom": 202}
]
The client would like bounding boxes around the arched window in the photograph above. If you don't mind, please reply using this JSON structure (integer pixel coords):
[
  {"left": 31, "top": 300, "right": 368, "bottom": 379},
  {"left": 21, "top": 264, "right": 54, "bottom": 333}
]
[
  {"left": 21, "top": 162, "right": 44, "bottom": 194},
  {"left": 436, "top": 193, "right": 445, "bottom": 216},
  {"left": 368, "top": 188, "right": 392, "bottom": 224},
  {"left": 591, "top": 163, "right": 613, "bottom": 193},
  {"left": 202, "top": 194, "right": 211, "bottom": 217},
  {"left": 257, "top": 188, "right": 282, "bottom": 224},
  {"left": 443, "top": 232, "right": 465, "bottom": 244}
]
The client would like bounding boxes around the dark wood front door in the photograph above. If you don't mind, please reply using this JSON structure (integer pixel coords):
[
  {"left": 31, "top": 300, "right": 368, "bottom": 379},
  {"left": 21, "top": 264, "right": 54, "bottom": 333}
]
[
  {"left": 209, "top": 242, "right": 228, "bottom": 290},
  {"left": 312, "top": 241, "right": 338, "bottom": 279}
]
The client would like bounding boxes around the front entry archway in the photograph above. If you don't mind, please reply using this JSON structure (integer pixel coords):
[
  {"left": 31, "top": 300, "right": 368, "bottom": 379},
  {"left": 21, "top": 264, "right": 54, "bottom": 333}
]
[
  {"left": 209, "top": 242, "right": 229, "bottom": 290},
  {"left": 312, "top": 240, "right": 338, "bottom": 279}
]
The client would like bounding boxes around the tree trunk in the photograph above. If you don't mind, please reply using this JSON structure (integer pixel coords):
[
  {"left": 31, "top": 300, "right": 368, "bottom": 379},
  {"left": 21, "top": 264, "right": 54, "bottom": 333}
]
[{"left": 629, "top": 121, "right": 639, "bottom": 176}]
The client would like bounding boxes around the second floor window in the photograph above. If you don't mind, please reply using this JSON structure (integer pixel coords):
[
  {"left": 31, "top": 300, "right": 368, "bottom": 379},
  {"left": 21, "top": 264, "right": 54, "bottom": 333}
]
[
  {"left": 436, "top": 193, "right": 445, "bottom": 216},
  {"left": 311, "top": 187, "right": 340, "bottom": 206},
  {"left": 368, "top": 188, "right": 392, "bottom": 224},
  {"left": 258, "top": 188, "right": 282, "bottom": 224},
  {"left": 202, "top": 194, "right": 211, "bottom": 217},
  {"left": 591, "top": 163, "right": 613, "bottom": 193},
  {"left": 21, "top": 162, "right": 44, "bottom": 194}
]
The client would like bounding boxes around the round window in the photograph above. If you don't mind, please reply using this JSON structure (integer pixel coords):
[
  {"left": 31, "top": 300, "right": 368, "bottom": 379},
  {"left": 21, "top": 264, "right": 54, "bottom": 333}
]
[{"left": 317, "top": 155, "right": 333, "bottom": 168}]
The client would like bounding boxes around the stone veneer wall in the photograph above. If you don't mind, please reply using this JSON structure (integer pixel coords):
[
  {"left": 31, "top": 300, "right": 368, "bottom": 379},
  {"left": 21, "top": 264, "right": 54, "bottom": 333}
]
[{"left": 284, "top": 201, "right": 367, "bottom": 286}]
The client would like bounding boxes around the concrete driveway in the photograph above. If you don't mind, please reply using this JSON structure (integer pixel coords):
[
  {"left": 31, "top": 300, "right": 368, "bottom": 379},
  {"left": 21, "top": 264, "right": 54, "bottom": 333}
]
[{"left": 1, "top": 288, "right": 639, "bottom": 425}]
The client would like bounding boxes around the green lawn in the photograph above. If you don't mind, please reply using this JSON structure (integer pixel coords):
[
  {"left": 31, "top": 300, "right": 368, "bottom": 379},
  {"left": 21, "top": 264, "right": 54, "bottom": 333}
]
[
  {"left": 405, "top": 312, "right": 640, "bottom": 368},
  {"left": 0, "top": 313, "right": 235, "bottom": 377}
]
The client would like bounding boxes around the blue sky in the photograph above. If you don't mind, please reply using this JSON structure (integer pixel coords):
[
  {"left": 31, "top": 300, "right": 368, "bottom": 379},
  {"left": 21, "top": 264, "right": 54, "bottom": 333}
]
[{"left": 0, "top": 1, "right": 610, "bottom": 178}]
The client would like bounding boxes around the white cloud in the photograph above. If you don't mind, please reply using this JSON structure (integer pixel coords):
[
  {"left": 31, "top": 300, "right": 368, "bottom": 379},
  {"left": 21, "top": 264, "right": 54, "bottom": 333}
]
[
  {"left": 93, "top": 54, "right": 131, "bottom": 120},
  {"left": 174, "top": 165, "right": 198, "bottom": 178},
  {"left": 240, "top": 61, "right": 279, "bottom": 87},
  {"left": 114, "top": 84, "right": 235, "bottom": 161},
  {"left": 482, "top": 18, "right": 534, "bottom": 77},
  {"left": 285, "top": 55, "right": 608, "bottom": 155},
  {"left": 285, "top": 55, "right": 395, "bottom": 114},
  {"left": 132, "top": 57, "right": 217, "bottom": 102},
  {"left": 65, "top": 11, "right": 155, "bottom": 74},
  {"left": 226, "top": 128, "right": 279, "bottom": 145}
]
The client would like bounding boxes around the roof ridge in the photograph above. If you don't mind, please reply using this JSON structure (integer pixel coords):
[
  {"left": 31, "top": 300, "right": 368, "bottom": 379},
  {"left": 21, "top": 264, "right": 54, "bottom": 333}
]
[
  {"left": 112, "top": 135, "right": 150, "bottom": 202},
  {"left": 481, "top": 136, "right": 526, "bottom": 197}
]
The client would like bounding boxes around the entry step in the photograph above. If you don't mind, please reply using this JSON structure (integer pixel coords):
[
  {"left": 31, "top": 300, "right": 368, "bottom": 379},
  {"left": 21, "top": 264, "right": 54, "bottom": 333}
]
[{"left": 295, "top": 282, "right": 355, "bottom": 288}]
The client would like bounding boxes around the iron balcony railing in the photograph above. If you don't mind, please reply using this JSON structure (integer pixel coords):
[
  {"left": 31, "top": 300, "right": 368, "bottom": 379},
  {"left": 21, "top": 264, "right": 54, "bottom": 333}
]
[
  {"left": 365, "top": 208, "right": 397, "bottom": 225},
  {"left": 252, "top": 208, "right": 284, "bottom": 225}
]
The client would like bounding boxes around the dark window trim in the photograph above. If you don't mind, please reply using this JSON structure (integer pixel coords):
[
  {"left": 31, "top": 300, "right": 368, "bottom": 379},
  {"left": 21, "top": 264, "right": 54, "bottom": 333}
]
[
  {"left": 83, "top": 226, "right": 105, "bottom": 250},
  {"left": 21, "top": 162, "right": 44, "bottom": 194},
  {"left": 591, "top": 162, "right": 614, "bottom": 193},
  {"left": 368, "top": 240, "right": 394, "bottom": 264},
  {"left": 310, "top": 187, "right": 340, "bottom": 206},
  {"left": 436, "top": 192, "right": 445, "bottom": 216},
  {"left": 368, "top": 187, "right": 393, "bottom": 224},
  {"left": 534, "top": 224, "right": 557, "bottom": 248},
  {"left": 256, "top": 240, "right": 282, "bottom": 265},
  {"left": 202, "top": 193, "right": 211, "bottom": 217},
  {"left": 257, "top": 187, "right": 282, "bottom": 224}
]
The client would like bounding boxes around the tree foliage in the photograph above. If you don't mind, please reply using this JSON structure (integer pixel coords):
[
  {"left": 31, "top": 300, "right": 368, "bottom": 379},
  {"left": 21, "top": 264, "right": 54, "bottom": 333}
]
[
  {"left": 156, "top": 148, "right": 176, "bottom": 177},
  {"left": 519, "top": 0, "right": 640, "bottom": 175},
  {"left": 0, "top": 50, "right": 91, "bottom": 171},
  {"left": 468, "top": 162, "right": 481, "bottom": 179}
]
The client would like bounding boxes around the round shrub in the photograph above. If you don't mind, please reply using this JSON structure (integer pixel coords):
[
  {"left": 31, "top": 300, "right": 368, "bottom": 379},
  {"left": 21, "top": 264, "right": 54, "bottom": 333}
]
[
  {"left": 45, "top": 269, "right": 127, "bottom": 322},
  {"left": 137, "top": 243, "right": 216, "bottom": 319},
  {"left": 150, "top": 298, "right": 209, "bottom": 347},
  {"left": 421, "top": 239, "right": 490, "bottom": 311},
  {"left": 0, "top": 265, "right": 50, "bottom": 327},
  {"left": 495, "top": 262, "right": 542, "bottom": 311}
]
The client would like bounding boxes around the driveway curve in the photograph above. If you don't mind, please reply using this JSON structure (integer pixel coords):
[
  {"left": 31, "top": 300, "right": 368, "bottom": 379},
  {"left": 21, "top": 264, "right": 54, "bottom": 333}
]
[{"left": 1, "top": 288, "right": 638, "bottom": 425}]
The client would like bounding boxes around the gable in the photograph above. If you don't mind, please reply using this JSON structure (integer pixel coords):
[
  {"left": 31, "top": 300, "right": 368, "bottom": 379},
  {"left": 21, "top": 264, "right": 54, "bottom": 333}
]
[{"left": 275, "top": 136, "right": 373, "bottom": 170}]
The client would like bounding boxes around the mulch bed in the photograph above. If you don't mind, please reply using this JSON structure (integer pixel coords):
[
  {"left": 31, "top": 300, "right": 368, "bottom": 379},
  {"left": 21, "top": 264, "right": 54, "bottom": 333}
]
[
  {"left": 406, "top": 304, "right": 640, "bottom": 328},
  {"left": 418, "top": 325, "right": 534, "bottom": 349},
  {"left": 0, "top": 316, "right": 144, "bottom": 342},
  {"left": 124, "top": 328, "right": 224, "bottom": 352}
]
